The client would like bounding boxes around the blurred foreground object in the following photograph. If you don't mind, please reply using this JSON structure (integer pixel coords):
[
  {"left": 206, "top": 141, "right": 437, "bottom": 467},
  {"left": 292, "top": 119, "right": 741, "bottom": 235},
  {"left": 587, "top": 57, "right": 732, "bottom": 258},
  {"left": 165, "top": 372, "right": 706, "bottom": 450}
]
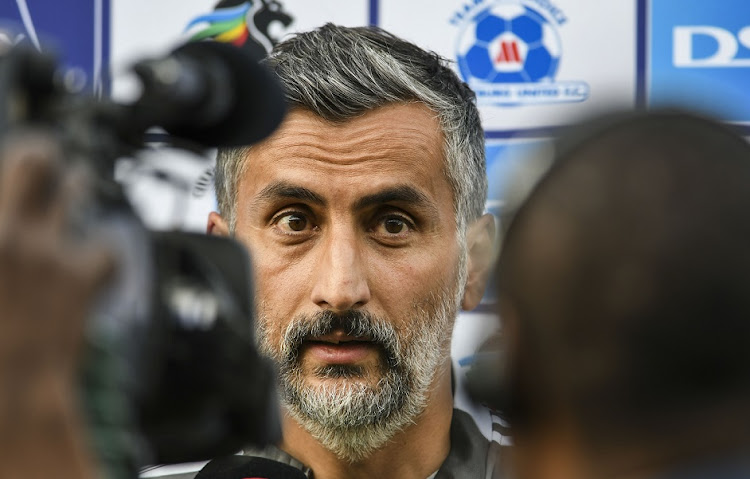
[
  {"left": 496, "top": 110, "right": 750, "bottom": 479},
  {"left": 0, "top": 130, "right": 112, "bottom": 479},
  {"left": 0, "top": 38, "right": 286, "bottom": 478}
]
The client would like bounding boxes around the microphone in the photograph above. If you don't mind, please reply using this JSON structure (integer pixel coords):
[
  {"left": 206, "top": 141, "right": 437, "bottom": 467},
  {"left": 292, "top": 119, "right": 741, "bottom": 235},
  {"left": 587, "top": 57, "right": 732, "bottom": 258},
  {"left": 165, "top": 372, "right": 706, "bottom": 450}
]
[
  {"left": 131, "top": 41, "right": 286, "bottom": 147},
  {"left": 195, "top": 455, "right": 308, "bottom": 479}
]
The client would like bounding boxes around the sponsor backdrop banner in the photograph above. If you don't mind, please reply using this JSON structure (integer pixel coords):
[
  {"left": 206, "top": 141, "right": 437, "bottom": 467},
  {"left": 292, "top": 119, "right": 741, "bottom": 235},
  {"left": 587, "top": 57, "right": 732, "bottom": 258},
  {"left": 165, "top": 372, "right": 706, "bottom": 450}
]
[
  {"left": 0, "top": 0, "right": 110, "bottom": 95},
  {"left": 647, "top": 0, "right": 750, "bottom": 125},
  {"left": 109, "top": 0, "right": 369, "bottom": 101},
  {"left": 381, "top": 0, "right": 637, "bottom": 133}
]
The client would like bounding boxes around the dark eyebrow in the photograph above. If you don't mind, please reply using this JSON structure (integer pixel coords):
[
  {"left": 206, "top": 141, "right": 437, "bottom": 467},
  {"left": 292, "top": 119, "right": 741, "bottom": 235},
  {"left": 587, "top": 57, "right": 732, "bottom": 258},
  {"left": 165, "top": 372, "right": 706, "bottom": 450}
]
[
  {"left": 353, "top": 185, "right": 437, "bottom": 213},
  {"left": 255, "top": 181, "right": 326, "bottom": 206}
]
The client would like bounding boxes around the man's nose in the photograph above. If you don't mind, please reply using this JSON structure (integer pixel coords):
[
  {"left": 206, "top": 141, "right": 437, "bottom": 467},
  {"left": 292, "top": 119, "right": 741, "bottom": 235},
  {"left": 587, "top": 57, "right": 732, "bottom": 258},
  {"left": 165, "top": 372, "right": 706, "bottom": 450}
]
[{"left": 310, "top": 229, "right": 371, "bottom": 311}]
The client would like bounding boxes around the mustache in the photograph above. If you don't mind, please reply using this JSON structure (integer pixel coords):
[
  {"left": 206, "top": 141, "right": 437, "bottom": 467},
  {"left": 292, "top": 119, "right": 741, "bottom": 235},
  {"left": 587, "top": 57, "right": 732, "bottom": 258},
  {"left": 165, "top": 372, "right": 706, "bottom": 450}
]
[{"left": 280, "top": 310, "right": 401, "bottom": 369}]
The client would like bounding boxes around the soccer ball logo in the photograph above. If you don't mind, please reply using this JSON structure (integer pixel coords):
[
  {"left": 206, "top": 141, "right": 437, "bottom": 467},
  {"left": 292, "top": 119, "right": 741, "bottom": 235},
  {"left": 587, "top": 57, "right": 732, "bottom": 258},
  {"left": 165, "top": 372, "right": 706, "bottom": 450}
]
[{"left": 456, "top": 2, "right": 561, "bottom": 84}]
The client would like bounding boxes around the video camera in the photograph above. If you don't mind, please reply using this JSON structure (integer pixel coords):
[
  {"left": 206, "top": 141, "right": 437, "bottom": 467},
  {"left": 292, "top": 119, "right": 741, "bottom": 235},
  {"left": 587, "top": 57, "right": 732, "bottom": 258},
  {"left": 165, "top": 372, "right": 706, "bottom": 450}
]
[{"left": 0, "top": 39, "right": 287, "bottom": 478}]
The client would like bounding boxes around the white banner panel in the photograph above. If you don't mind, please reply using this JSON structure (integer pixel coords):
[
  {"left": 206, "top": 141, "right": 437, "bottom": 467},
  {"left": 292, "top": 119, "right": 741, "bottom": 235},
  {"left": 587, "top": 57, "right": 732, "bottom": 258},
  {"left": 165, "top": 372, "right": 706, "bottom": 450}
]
[
  {"left": 380, "top": 0, "right": 638, "bottom": 132},
  {"left": 110, "top": 0, "right": 369, "bottom": 100}
]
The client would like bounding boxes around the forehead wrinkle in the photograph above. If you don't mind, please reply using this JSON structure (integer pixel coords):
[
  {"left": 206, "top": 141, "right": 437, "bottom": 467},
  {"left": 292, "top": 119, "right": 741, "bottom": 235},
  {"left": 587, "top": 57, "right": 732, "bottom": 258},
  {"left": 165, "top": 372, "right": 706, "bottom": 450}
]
[
  {"left": 264, "top": 109, "right": 443, "bottom": 167},
  {"left": 270, "top": 137, "right": 440, "bottom": 168},
  {"left": 331, "top": 122, "right": 442, "bottom": 162}
]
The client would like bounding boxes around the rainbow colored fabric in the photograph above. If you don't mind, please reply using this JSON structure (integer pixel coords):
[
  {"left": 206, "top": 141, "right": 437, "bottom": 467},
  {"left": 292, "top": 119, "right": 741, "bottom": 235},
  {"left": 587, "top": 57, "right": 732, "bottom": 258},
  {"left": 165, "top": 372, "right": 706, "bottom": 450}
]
[{"left": 184, "top": 2, "right": 251, "bottom": 46}]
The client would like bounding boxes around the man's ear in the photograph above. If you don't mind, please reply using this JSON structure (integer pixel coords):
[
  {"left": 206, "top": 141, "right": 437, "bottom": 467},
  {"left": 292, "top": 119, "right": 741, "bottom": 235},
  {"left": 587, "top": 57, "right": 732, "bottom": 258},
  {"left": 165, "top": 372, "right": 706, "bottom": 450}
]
[
  {"left": 462, "top": 213, "right": 497, "bottom": 311},
  {"left": 207, "top": 211, "right": 230, "bottom": 236}
]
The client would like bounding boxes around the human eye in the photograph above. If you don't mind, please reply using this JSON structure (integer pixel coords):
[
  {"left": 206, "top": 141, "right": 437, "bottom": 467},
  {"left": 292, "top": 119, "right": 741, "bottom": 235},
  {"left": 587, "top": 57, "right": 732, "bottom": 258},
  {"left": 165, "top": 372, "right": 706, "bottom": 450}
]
[
  {"left": 271, "top": 209, "right": 316, "bottom": 238},
  {"left": 371, "top": 213, "right": 415, "bottom": 243}
]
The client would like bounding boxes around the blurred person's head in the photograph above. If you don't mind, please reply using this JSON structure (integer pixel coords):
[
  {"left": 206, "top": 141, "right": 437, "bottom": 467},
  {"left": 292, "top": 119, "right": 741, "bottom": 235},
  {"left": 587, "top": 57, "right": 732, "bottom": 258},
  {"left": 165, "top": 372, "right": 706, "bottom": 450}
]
[
  {"left": 496, "top": 111, "right": 750, "bottom": 479},
  {"left": 208, "top": 24, "right": 495, "bottom": 464}
]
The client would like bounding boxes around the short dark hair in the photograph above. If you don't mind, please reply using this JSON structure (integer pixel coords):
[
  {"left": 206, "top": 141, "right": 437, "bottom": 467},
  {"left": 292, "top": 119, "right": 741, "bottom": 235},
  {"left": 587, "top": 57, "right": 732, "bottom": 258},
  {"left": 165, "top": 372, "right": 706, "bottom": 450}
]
[{"left": 497, "top": 111, "right": 750, "bottom": 457}]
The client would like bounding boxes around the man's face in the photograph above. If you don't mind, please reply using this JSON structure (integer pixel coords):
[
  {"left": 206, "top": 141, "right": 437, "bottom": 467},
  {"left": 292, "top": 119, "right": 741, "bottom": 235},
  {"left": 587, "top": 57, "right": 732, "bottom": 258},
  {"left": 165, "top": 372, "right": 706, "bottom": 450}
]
[{"left": 214, "top": 103, "right": 466, "bottom": 459}]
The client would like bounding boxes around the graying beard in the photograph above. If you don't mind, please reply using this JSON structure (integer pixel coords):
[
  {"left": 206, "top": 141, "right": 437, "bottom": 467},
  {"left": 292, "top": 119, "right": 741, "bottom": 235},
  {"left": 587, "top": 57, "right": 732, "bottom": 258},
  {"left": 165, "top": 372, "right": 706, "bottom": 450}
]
[
  {"left": 280, "top": 367, "right": 414, "bottom": 463},
  {"left": 280, "top": 310, "right": 401, "bottom": 370},
  {"left": 314, "top": 364, "right": 366, "bottom": 379},
  {"left": 279, "top": 293, "right": 456, "bottom": 462}
]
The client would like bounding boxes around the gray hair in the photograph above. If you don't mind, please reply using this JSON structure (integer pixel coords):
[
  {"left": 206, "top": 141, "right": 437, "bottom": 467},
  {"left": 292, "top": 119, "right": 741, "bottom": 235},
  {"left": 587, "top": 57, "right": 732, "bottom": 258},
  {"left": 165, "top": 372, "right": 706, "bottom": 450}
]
[{"left": 215, "top": 23, "right": 486, "bottom": 233}]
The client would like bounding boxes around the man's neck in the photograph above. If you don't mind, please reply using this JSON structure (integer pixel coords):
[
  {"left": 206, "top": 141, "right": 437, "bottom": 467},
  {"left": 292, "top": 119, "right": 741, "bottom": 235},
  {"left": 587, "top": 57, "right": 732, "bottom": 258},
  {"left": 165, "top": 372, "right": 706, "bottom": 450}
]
[{"left": 279, "top": 366, "right": 454, "bottom": 479}]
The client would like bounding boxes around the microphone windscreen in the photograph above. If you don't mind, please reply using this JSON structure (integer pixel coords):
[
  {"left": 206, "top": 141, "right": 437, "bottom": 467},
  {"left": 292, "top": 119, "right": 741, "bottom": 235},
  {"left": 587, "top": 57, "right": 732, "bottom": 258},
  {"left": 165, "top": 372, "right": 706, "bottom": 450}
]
[{"left": 195, "top": 455, "right": 308, "bottom": 479}]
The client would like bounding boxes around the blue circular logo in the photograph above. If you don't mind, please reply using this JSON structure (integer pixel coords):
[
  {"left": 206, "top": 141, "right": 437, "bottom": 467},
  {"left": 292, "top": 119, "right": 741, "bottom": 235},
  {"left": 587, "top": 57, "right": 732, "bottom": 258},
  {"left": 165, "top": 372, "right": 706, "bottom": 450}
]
[{"left": 456, "top": 2, "right": 562, "bottom": 84}]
